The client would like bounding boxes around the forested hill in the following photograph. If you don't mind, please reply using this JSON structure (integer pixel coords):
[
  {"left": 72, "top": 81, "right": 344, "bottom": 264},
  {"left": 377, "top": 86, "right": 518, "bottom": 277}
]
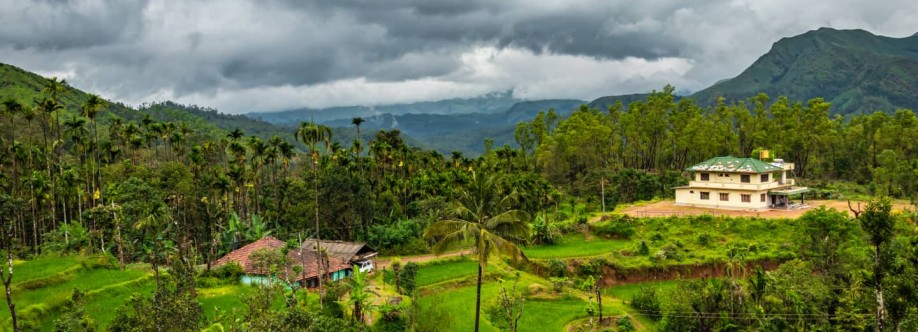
[
  {"left": 249, "top": 90, "right": 519, "bottom": 124},
  {"left": 690, "top": 28, "right": 918, "bottom": 115},
  {"left": 0, "top": 63, "right": 299, "bottom": 144}
]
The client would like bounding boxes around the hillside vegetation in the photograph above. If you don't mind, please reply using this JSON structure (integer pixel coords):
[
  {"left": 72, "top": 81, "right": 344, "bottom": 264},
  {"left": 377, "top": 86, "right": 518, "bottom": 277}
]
[{"left": 691, "top": 28, "right": 918, "bottom": 115}]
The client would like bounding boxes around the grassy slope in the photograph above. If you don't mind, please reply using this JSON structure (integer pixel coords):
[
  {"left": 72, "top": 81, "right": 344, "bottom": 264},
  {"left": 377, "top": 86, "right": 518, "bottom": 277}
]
[{"left": 523, "top": 233, "right": 631, "bottom": 259}]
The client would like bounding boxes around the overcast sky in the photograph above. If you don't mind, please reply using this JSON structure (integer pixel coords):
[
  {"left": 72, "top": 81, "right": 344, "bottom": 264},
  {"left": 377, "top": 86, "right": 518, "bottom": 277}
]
[{"left": 2, "top": 0, "right": 916, "bottom": 114}]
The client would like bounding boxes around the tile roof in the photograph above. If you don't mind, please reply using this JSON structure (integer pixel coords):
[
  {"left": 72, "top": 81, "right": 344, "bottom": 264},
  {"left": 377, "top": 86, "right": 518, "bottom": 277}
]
[
  {"left": 213, "top": 236, "right": 286, "bottom": 274},
  {"left": 214, "top": 236, "right": 351, "bottom": 281},
  {"left": 686, "top": 156, "right": 783, "bottom": 173}
]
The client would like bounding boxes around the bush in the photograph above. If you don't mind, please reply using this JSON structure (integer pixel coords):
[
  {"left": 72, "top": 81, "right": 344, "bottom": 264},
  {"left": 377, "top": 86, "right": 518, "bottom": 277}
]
[
  {"left": 697, "top": 233, "right": 711, "bottom": 246},
  {"left": 212, "top": 262, "right": 244, "bottom": 280},
  {"left": 398, "top": 262, "right": 419, "bottom": 295},
  {"left": 592, "top": 215, "right": 635, "bottom": 239},
  {"left": 635, "top": 241, "right": 650, "bottom": 256},
  {"left": 616, "top": 316, "right": 636, "bottom": 332},
  {"left": 630, "top": 287, "right": 662, "bottom": 320},
  {"left": 549, "top": 277, "right": 570, "bottom": 293},
  {"left": 577, "top": 258, "right": 607, "bottom": 277},
  {"left": 548, "top": 258, "right": 567, "bottom": 277},
  {"left": 365, "top": 218, "right": 429, "bottom": 255}
]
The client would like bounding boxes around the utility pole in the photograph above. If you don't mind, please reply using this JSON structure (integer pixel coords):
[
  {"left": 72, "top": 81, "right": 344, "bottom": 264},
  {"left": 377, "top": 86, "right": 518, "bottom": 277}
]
[{"left": 600, "top": 178, "right": 606, "bottom": 214}]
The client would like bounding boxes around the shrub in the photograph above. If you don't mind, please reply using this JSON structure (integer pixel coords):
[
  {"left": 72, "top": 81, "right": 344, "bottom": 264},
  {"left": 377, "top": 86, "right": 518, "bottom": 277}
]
[
  {"left": 592, "top": 216, "right": 635, "bottom": 239},
  {"left": 635, "top": 241, "right": 650, "bottom": 256},
  {"left": 697, "top": 233, "right": 711, "bottom": 246},
  {"left": 398, "top": 262, "right": 419, "bottom": 295},
  {"left": 548, "top": 258, "right": 568, "bottom": 277},
  {"left": 577, "top": 258, "right": 607, "bottom": 277},
  {"left": 549, "top": 277, "right": 570, "bottom": 293},
  {"left": 616, "top": 316, "right": 636, "bottom": 332},
  {"left": 212, "top": 262, "right": 244, "bottom": 280},
  {"left": 630, "top": 287, "right": 662, "bottom": 320}
]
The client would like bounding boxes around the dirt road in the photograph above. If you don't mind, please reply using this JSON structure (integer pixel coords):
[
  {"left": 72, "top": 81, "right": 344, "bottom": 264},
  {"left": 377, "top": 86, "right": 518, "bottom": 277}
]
[
  {"left": 375, "top": 249, "right": 471, "bottom": 269},
  {"left": 616, "top": 199, "right": 914, "bottom": 219}
]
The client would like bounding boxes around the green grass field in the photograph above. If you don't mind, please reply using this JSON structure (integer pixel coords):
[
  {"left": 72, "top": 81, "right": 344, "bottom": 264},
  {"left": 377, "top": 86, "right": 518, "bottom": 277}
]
[
  {"left": 417, "top": 272, "right": 620, "bottom": 332},
  {"left": 416, "top": 258, "right": 480, "bottom": 287},
  {"left": 523, "top": 233, "right": 631, "bottom": 259}
]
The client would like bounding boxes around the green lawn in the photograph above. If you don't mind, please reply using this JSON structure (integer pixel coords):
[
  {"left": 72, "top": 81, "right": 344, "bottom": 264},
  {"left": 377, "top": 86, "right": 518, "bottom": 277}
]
[
  {"left": 523, "top": 233, "right": 630, "bottom": 259},
  {"left": 416, "top": 258, "right": 480, "bottom": 287}
]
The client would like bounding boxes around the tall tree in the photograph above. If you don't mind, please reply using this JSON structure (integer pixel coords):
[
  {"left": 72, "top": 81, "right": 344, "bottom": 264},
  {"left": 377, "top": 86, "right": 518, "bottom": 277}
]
[
  {"left": 424, "top": 172, "right": 530, "bottom": 332},
  {"left": 0, "top": 194, "right": 21, "bottom": 332},
  {"left": 856, "top": 197, "right": 895, "bottom": 331},
  {"left": 295, "top": 121, "right": 332, "bottom": 306}
]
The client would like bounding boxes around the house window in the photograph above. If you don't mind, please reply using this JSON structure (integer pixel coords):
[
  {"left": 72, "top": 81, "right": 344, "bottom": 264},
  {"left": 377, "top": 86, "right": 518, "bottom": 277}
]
[
  {"left": 741, "top": 175, "right": 750, "bottom": 183},
  {"left": 700, "top": 192, "right": 710, "bottom": 200},
  {"left": 760, "top": 193, "right": 767, "bottom": 202},
  {"left": 741, "top": 194, "right": 751, "bottom": 203},
  {"left": 719, "top": 193, "right": 729, "bottom": 201},
  {"left": 700, "top": 173, "right": 709, "bottom": 181},
  {"left": 761, "top": 174, "right": 769, "bottom": 182}
]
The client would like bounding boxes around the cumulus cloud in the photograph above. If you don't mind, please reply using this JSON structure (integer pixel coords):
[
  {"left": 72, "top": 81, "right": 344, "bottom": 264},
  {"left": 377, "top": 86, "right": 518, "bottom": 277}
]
[{"left": 0, "top": 0, "right": 915, "bottom": 113}]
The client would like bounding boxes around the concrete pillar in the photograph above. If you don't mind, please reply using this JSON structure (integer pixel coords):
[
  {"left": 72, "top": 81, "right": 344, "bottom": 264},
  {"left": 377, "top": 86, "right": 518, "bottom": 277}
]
[{"left": 781, "top": 171, "right": 787, "bottom": 184}]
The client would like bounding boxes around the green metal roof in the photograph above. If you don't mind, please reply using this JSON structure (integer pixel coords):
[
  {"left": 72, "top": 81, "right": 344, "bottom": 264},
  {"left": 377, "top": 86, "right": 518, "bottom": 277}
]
[{"left": 686, "top": 156, "right": 783, "bottom": 173}]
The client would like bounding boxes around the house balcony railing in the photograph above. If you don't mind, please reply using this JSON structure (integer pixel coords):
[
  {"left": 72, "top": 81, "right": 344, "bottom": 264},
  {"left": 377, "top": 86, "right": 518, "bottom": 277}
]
[{"left": 687, "top": 179, "right": 794, "bottom": 191}]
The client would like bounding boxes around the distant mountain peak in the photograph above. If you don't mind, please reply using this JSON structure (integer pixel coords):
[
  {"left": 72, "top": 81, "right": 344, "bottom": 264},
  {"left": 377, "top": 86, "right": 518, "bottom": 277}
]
[{"left": 690, "top": 28, "right": 918, "bottom": 115}]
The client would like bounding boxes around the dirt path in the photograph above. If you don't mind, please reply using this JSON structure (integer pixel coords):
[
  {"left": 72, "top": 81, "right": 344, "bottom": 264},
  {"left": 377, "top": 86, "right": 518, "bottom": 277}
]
[
  {"left": 610, "top": 199, "right": 914, "bottom": 220},
  {"left": 376, "top": 249, "right": 471, "bottom": 269}
]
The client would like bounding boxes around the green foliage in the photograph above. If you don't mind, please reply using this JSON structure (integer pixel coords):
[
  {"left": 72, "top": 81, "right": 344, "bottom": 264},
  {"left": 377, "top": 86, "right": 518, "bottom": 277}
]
[
  {"left": 366, "top": 218, "right": 429, "bottom": 255},
  {"left": 41, "top": 222, "right": 91, "bottom": 254},
  {"left": 548, "top": 277, "right": 570, "bottom": 293},
  {"left": 692, "top": 28, "right": 918, "bottom": 116},
  {"left": 53, "top": 289, "right": 96, "bottom": 332},
  {"left": 547, "top": 259, "right": 567, "bottom": 278},
  {"left": 629, "top": 287, "right": 662, "bottom": 321},
  {"left": 592, "top": 215, "right": 635, "bottom": 239},
  {"left": 397, "top": 262, "right": 419, "bottom": 295},
  {"left": 484, "top": 277, "right": 525, "bottom": 332},
  {"left": 615, "top": 316, "right": 635, "bottom": 332}
]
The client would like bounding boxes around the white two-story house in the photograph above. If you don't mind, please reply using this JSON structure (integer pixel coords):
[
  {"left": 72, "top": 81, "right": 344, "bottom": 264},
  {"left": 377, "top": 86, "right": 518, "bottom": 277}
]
[{"left": 674, "top": 156, "right": 810, "bottom": 210}]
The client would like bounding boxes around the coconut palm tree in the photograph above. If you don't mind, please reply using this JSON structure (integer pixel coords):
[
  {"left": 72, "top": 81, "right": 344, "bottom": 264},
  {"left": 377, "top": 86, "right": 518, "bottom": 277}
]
[{"left": 424, "top": 171, "right": 531, "bottom": 332}]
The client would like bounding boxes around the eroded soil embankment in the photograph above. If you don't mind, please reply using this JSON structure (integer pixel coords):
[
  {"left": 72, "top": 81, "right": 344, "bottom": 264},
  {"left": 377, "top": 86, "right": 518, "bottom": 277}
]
[{"left": 598, "top": 259, "right": 784, "bottom": 286}]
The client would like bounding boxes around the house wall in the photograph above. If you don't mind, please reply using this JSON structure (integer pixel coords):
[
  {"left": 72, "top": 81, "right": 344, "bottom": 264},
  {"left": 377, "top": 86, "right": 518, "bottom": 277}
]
[
  {"left": 241, "top": 275, "right": 274, "bottom": 286},
  {"left": 675, "top": 188, "right": 770, "bottom": 210}
]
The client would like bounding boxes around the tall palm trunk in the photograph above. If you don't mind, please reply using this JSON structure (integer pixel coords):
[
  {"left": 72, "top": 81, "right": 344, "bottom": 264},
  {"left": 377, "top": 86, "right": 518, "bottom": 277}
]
[
  {"left": 312, "top": 152, "right": 324, "bottom": 307},
  {"left": 475, "top": 264, "right": 483, "bottom": 332}
]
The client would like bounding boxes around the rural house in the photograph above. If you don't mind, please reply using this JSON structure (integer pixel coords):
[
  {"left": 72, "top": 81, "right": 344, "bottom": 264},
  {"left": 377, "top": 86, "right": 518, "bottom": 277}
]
[
  {"left": 213, "top": 236, "right": 353, "bottom": 288},
  {"left": 300, "top": 239, "right": 379, "bottom": 273},
  {"left": 674, "top": 156, "right": 810, "bottom": 210}
]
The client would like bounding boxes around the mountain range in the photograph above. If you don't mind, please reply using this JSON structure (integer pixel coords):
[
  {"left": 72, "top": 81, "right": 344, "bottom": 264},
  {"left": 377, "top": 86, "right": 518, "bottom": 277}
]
[{"left": 2, "top": 28, "right": 917, "bottom": 155}]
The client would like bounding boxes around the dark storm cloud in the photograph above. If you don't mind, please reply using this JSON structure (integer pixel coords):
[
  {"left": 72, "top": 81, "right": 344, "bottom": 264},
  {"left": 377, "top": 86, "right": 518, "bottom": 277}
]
[
  {"left": 0, "top": 0, "right": 915, "bottom": 113},
  {"left": 0, "top": 0, "right": 146, "bottom": 50}
]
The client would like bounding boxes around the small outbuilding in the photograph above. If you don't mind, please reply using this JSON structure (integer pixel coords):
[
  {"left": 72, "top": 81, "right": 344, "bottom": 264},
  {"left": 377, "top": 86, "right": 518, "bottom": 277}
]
[{"left": 300, "top": 239, "right": 379, "bottom": 273}]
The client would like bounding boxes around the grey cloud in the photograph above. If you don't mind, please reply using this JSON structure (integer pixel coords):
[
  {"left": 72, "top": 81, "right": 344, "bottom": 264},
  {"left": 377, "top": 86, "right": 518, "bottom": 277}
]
[{"left": 1, "top": 0, "right": 916, "bottom": 113}]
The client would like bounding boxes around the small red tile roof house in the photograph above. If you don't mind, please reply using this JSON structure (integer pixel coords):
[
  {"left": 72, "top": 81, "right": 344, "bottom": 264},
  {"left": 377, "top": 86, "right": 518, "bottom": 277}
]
[{"left": 213, "top": 236, "right": 353, "bottom": 288}]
